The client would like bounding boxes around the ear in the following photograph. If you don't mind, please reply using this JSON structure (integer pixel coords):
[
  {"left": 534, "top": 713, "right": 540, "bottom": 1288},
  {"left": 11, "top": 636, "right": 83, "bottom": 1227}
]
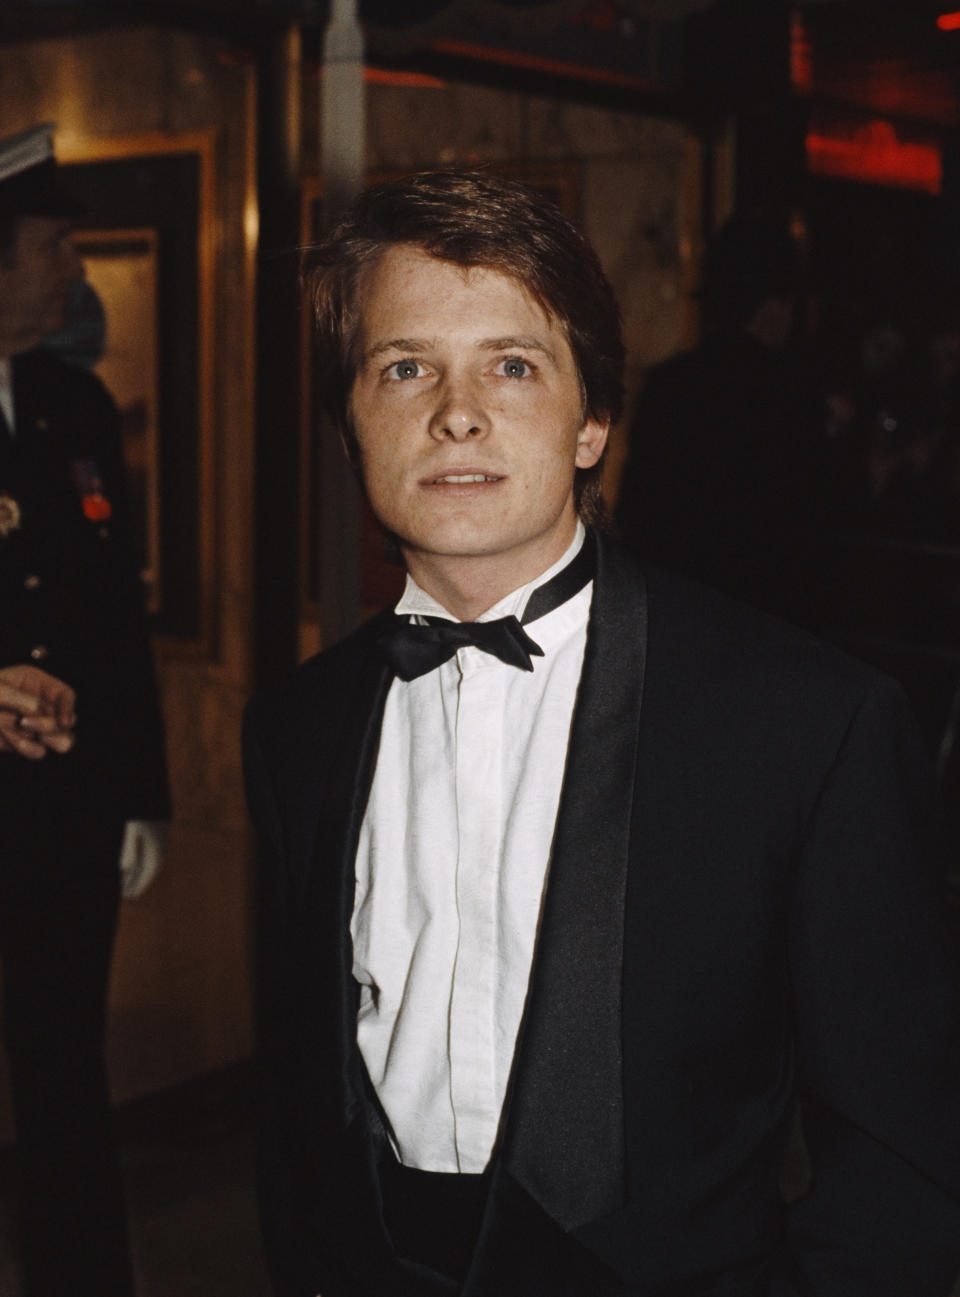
[
  {"left": 575, "top": 415, "right": 609, "bottom": 469},
  {"left": 338, "top": 424, "right": 359, "bottom": 468},
  {"left": 337, "top": 405, "right": 363, "bottom": 471}
]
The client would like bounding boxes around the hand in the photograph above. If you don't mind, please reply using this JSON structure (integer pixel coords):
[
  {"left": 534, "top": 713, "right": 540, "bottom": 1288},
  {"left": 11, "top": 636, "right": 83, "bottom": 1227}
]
[
  {"left": 119, "top": 819, "right": 168, "bottom": 898},
  {"left": 0, "top": 664, "right": 76, "bottom": 759}
]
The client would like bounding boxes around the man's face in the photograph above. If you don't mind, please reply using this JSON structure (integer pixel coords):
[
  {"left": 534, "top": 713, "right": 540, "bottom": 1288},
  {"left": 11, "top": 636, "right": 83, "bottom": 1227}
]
[
  {"left": 349, "top": 244, "right": 608, "bottom": 597},
  {"left": 0, "top": 216, "right": 82, "bottom": 356}
]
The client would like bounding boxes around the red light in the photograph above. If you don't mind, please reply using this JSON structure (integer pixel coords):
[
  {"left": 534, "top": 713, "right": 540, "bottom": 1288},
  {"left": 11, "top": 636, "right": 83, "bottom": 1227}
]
[
  {"left": 806, "top": 120, "right": 942, "bottom": 194},
  {"left": 363, "top": 68, "right": 447, "bottom": 89},
  {"left": 790, "top": 10, "right": 813, "bottom": 93},
  {"left": 937, "top": 11, "right": 960, "bottom": 30}
]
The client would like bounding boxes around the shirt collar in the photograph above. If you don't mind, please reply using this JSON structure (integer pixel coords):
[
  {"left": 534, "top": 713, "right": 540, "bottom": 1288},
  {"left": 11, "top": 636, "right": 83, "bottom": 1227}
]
[
  {"left": 0, "top": 357, "right": 13, "bottom": 435},
  {"left": 396, "top": 521, "right": 587, "bottom": 625}
]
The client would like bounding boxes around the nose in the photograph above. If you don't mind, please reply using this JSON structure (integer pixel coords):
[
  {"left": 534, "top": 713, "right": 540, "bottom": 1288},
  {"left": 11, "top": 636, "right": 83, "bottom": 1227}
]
[{"left": 428, "top": 373, "right": 490, "bottom": 442}]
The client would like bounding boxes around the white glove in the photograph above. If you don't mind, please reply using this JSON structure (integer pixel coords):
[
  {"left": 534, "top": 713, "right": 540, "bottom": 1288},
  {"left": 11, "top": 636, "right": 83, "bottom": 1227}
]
[{"left": 119, "top": 819, "right": 168, "bottom": 899}]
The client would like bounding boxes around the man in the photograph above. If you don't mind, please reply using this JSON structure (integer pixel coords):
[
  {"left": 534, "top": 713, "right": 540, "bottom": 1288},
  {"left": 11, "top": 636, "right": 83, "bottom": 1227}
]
[
  {"left": 0, "top": 124, "right": 169, "bottom": 1296},
  {"left": 244, "top": 171, "right": 960, "bottom": 1297},
  {"left": 615, "top": 215, "right": 830, "bottom": 631}
]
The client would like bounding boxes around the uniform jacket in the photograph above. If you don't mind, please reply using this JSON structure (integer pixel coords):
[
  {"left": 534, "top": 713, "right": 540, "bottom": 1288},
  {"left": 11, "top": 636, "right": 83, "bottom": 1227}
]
[
  {"left": 244, "top": 535, "right": 960, "bottom": 1297},
  {"left": 0, "top": 347, "right": 168, "bottom": 822}
]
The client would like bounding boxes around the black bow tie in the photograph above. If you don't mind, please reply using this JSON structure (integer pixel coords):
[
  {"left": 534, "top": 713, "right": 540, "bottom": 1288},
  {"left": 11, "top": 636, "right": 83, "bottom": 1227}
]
[{"left": 377, "top": 534, "right": 595, "bottom": 682}]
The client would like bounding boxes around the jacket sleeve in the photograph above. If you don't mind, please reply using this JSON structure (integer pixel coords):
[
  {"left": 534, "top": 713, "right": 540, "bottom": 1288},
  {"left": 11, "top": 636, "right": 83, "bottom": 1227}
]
[
  {"left": 774, "top": 675, "right": 960, "bottom": 1295},
  {"left": 243, "top": 701, "right": 349, "bottom": 1297}
]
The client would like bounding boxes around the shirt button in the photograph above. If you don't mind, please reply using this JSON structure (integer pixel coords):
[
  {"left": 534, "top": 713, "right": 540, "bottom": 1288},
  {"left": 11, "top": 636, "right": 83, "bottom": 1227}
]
[
  {"left": 23, "top": 574, "right": 41, "bottom": 590},
  {"left": 29, "top": 645, "right": 48, "bottom": 662}
]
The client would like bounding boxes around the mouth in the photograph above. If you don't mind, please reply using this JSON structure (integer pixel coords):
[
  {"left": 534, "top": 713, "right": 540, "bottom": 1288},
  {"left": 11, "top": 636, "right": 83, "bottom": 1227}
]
[{"left": 424, "top": 470, "right": 504, "bottom": 485}]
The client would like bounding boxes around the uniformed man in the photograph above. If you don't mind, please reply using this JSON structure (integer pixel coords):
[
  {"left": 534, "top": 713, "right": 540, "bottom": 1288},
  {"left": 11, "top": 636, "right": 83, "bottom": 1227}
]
[{"left": 0, "top": 124, "right": 170, "bottom": 1297}]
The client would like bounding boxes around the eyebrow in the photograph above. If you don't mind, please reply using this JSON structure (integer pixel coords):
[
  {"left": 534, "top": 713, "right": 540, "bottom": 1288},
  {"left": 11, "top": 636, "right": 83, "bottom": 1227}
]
[
  {"left": 361, "top": 335, "right": 558, "bottom": 364},
  {"left": 479, "top": 336, "right": 558, "bottom": 362},
  {"left": 363, "top": 338, "right": 434, "bottom": 363}
]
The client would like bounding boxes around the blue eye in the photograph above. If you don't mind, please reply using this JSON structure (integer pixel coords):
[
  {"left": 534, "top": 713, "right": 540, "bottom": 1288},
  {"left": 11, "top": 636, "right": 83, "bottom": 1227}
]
[
  {"left": 388, "top": 359, "right": 422, "bottom": 380},
  {"left": 498, "top": 357, "right": 529, "bottom": 378}
]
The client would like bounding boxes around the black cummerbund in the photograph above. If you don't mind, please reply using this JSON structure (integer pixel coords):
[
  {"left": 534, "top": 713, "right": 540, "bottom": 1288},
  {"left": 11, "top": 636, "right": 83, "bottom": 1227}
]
[{"left": 379, "top": 1155, "right": 491, "bottom": 1284}]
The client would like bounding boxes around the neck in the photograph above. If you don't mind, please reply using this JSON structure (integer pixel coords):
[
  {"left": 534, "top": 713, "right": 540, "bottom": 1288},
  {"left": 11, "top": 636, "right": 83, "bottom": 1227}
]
[{"left": 403, "top": 523, "right": 580, "bottom": 621}]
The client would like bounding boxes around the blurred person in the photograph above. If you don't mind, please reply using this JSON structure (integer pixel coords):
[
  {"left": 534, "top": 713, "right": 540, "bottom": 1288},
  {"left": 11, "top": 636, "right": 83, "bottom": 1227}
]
[
  {"left": 245, "top": 172, "right": 960, "bottom": 1297},
  {"left": 847, "top": 323, "right": 928, "bottom": 529},
  {"left": 0, "top": 124, "right": 169, "bottom": 1297},
  {"left": 615, "top": 213, "right": 830, "bottom": 629},
  {"left": 852, "top": 321, "right": 960, "bottom": 545}
]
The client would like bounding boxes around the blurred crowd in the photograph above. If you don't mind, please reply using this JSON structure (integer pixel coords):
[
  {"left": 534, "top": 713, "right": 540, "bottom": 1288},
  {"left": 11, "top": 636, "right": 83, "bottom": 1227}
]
[{"left": 617, "top": 214, "right": 960, "bottom": 906}]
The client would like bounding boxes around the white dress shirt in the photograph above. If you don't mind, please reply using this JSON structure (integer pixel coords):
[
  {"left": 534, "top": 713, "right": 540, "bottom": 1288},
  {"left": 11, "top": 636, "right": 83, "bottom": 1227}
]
[{"left": 351, "top": 525, "right": 591, "bottom": 1173}]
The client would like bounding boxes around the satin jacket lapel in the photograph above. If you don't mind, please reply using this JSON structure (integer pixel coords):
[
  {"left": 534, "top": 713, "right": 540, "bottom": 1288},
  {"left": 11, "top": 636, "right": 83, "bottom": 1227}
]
[
  {"left": 314, "top": 630, "right": 394, "bottom": 1121},
  {"left": 498, "top": 535, "right": 648, "bottom": 1232},
  {"left": 272, "top": 617, "right": 394, "bottom": 1139},
  {"left": 303, "top": 631, "right": 464, "bottom": 1295},
  {"left": 265, "top": 622, "right": 402, "bottom": 1288}
]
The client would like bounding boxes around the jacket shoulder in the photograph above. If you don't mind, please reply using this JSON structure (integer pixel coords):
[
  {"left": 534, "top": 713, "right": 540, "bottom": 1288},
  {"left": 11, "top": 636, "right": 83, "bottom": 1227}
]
[
  {"left": 15, "top": 348, "right": 119, "bottom": 456},
  {"left": 636, "top": 555, "right": 913, "bottom": 756},
  {"left": 244, "top": 609, "right": 392, "bottom": 753},
  {"left": 17, "top": 347, "right": 116, "bottom": 409},
  {"left": 597, "top": 535, "right": 900, "bottom": 718}
]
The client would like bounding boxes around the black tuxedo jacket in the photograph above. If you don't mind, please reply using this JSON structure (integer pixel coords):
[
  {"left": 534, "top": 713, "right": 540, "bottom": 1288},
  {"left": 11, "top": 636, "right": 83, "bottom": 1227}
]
[{"left": 244, "top": 537, "right": 960, "bottom": 1297}]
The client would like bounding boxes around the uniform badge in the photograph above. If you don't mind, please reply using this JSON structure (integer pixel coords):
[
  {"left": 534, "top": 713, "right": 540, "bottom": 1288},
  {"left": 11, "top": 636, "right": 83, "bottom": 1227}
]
[
  {"left": 70, "top": 459, "right": 113, "bottom": 523},
  {"left": 0, "top": 492, "right": 21, "bottom": 538}
]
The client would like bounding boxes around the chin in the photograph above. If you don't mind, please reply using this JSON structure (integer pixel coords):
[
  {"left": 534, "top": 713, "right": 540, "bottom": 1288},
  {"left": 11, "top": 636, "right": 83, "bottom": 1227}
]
[{"left": 414, "top": 517, "right": 512, "bottom": 553}]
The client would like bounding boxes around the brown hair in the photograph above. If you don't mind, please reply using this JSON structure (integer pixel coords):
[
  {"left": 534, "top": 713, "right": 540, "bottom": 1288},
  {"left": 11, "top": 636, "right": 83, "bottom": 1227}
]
[{"left": 304, "top": 169, "right": 624, "bottom": 527}]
